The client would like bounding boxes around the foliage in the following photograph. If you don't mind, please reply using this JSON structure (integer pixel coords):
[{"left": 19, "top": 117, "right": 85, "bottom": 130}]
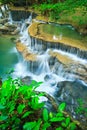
[
  {"left": 0, "top": 77, "right": 44, "bottom": 129},
  {"left": 33, "top": 0, "right": 87, "bottom": 25},
  {"left": 75, "top": 98, "right": 87, "bottom": 117},
  {"left": 0, "top": 77, "right": 81, "bottom": 130}
]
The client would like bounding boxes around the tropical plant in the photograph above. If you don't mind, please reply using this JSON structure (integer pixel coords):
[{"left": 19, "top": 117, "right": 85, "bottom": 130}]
[
  {"left": 0, "top": 77, "right": 44, "bottom": 129},
  {"left": 0, "top": 76, "right": 82, "bottom": 130}
]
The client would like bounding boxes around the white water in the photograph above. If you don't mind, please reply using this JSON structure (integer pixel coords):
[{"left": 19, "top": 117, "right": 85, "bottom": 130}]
[
  {"left": 53, "top": 49, "right": 87, "bottom": 64},
  {"left": 0, "top": 12, "right": 2, "bottom": 18},
  {"left": 8, "top": 11, "right": 13, "bottom": 24}
]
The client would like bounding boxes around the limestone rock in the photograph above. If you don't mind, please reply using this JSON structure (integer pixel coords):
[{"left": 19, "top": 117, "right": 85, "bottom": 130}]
[
  {"left": 0, "top": 26, "right": 9, "bottom": 33},
  {"left": 16, "top": 42, "right": 37, "bottom": 61},
  {"left": 0, "top": 18, "right": 8, "bottom": 24}
]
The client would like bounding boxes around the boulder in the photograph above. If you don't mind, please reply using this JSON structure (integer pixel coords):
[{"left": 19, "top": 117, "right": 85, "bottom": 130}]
[
  {"left": 21, "top": 76, "right": 32, "bottom": 85},
  {"left": 57, "top": 80, "right": 87, "bottom": 101},
  {"left": 56, "top": 80, "right": 87, "bottom": 125}
]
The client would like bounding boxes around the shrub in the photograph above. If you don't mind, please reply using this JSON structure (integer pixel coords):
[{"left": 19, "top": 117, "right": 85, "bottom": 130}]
[{"left": 0, "top": 77, "right": 80, "bottom": 130}]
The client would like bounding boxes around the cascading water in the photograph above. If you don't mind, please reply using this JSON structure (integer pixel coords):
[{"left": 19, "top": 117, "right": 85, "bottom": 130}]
[
  {"left": 1, "top": 10, "right": 87, "bottom": 126},
  {"left": 8, "top": 11, "right": 13, "bottom": 24},
  {"left": 13, "top": 12, "right": 87, "bottom": 85}
]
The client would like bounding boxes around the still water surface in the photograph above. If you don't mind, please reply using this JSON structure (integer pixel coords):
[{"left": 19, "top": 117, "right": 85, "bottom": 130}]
[{"left": 0, "top": 36, "right": 18, "bottom": 77}]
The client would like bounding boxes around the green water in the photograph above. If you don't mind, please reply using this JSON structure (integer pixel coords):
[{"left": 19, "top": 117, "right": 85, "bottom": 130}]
[
  {"left": 41, "top": 23, "right": 87, "bottom": 42},
  {"left": 0, "top": 36, "right": 18, "bottom": 77}
]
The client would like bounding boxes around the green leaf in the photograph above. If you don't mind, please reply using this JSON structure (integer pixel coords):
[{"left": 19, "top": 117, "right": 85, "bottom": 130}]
[
  {"left": 68, "top": 122, "right": 77, "bottom": 130},
  {"left": 61, "top": 117, "right": 70, "bottom": 127},
  {"left": 0, "top": 115, "right": 8, "bottom": 121},
  {"left": 56, "top": 112, "right": 63, "bottom": 117},
  {"left": 0, "top": 97, "right": 6, "bottom": 105},
  {"left": 42, "top": 122, "right": 51, "bottom": 130},
  {"left": 58, "top": 103, "right": 66, "bottom": 112},
  {"left": 22, "top": 111, "right": 33, "bottom": 118},
  {"left": 17, "top": 104, "right": 25, "bottom": 114},
  {"left": 50, "top": 117, "right": 65, "bottom": 122},
  {"left": 49, "top": 112, "right": 53, "bottom": 118},
  {"left": 34, "top": 119, "right": 41, "bottom": 130},
  {"left": 56, "top": 127, "right": 63, "bottom": 130},
  {"left": 14, "top": 118, "right": 21, "bottom": 125},
  {"left": 43, "top": 108, "right": 49, "bottom": 122},
  {"left": 30, "top": 80, "right": 43, "bottom": 90},
  {"left": 65, "top": 117, "right": 70, "bottom": 126},
  {"left": 30, "top": 97, "right": 44, "bottom": 110},
  {"left": 23, "top": 122, "right": 36, "bottom": 130},
  {"left": 0, "top": 104, "right": 5, "bottom": 110},
  {"left": 61, "top": 122, "right": 67, "bottom": 127}
]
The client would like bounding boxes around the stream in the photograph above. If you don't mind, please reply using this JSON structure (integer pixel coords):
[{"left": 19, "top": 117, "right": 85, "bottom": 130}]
[{"left": 0, "top": 8, "right": 87, "bottom": 127}]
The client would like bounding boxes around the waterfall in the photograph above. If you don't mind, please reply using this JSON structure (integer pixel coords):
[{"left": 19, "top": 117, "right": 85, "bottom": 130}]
[
  {"left": 36, "top": 51, "right": 50, "bottom": 74},
  {"left": 7, "top": 11, "right": 87, "bottom": 126},
  {"left": 8, "top": 11, "right": 87, "bottom": 99},
  {"left": 20, "top": 22, "right": 27, "bottom": 34},
  {"left": 13, "top": 60, "right": 29, "bottom": 78},
  {"left": 53, "top": 49, "right": 87, "bottom": 64},
  {"left": 0, "top": 10, "right": 2, "bottom": 18},
  {"left": 8, "top": 11, "right": 13, "bottom": 24},
  {"left": 26, "top": 12, "right": 32, "bottom": 25}
]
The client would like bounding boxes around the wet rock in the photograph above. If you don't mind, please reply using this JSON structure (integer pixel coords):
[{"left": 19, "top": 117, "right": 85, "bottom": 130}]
[
  {"left": 11, "top": 27, "right": 20, "bottom": 35},
  {"left": 23, "top": 50, "right": 37, "bottom": 62},
  {"left": 56, "top": 80, "right": 87, "bottom": 126},
  {"left": 21, "top": 76, "right": 32, "bottom": 85},
  {"left": 0, "top": 18, "right": 8, "bottom": 24},
  {"left": 44, "top": 74, "right": 56, "bottom": 86},
  {"left": 44, "top": 74, "right": 52, "bottom": 81},
  {"left": 16, "top": 42, "right": 27, "bottom": 52},
  {"left": 5, "top": 23, "right": 17, "bottom": 29},
  {"left": 10, "top": 37, "right": 17, "bottom": 42},
  {"left": 57, "top": 80, "right": 87, "bottom": 100},
  {"left": 0, "top": 26, "right": 9, "bottom": 33},
  {"left": 0, "top": 24, "right": 2, "bottom": 27},
  {"left": 16, "top": 42, "right": 37, "bottom": 62}
]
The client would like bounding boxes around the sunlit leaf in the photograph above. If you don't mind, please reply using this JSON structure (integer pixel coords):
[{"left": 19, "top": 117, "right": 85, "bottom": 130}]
[
  {"left": 68, "top": 122, "right": 77, "bottom": 130},
  {"left": 65, "top": 117, "right": 70, "bottom": 126},
  {"left": 42, "top": 122, "right": 51, "bottom": 130},
  {"left": 22, "top": 111, "right": 33, "bottom": 118},
  {"left": 17, "top": 104, "right": 25, "bottom": 114},
  {"left": 56, "top": 127, "right": 63, "bottom": 130},
  {"left": 0, "top": 115, "right": 8, "bottom": 121},
  {"left": 0, "top": 104, "right": 5, "bottom": 110},
  {"left": 58, "top": 103, "right": 66, "bottom": 112},
  {"left": 34, "top": 119, "right": 41, "bottom": 130},
  {"left": 23, "top": 122, "right": 36, "bottom": 130},
  {"left": 43, "top": 108, "right": 49, "bottom": 122},
  {"left": 56, "top": 112, "right": 63, "bottom": 117},
  {"left": 49, "top": 112, "right": 53, "bottom": 118},
  {"left": 50, "top": 117, "right": 65, "bottom": 122}
]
